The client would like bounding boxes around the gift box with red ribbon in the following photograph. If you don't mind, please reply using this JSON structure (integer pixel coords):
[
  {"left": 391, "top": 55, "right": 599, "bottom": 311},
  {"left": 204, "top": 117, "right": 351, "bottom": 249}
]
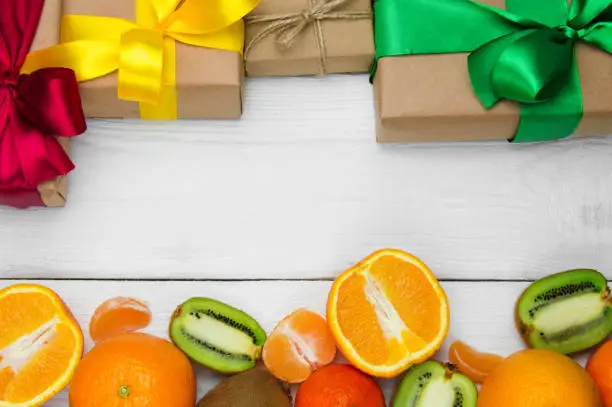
[{"left": 0, "top": 0, "right": 86, "bottom": 208}]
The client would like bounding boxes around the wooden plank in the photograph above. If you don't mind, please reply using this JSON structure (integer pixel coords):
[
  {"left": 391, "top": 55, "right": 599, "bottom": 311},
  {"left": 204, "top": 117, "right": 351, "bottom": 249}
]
[
  {"left": 1, "top": 76, "right": 612, "bottom": 280},
  {"left": 0, "top": 279, "right": 594, "bottom": 406}
]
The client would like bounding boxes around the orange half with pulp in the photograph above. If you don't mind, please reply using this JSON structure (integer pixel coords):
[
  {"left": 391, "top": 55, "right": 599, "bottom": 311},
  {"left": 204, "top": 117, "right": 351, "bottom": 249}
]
[
  {"left": 327, "top": 249, "right": 449, "bottom": 378},
  {"left": 0, "top": 284, "right": 83, "bottom": 407}
]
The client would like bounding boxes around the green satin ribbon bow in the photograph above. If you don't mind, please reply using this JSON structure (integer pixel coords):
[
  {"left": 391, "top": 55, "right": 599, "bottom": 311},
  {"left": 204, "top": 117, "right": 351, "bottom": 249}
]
[{"left": 373, "top": 0, "right": 612, "bottom": 142}]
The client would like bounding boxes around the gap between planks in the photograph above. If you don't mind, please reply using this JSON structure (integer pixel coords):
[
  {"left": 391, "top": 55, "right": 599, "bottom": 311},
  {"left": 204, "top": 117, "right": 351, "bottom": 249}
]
[{"left": 0, "top": 277, "right": 549, "bottom": 282}]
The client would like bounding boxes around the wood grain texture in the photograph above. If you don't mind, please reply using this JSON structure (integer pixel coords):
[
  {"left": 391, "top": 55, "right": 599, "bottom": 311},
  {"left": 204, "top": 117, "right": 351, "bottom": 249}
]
[
  {"left": 1, "top": 76, "right": 612, "bottom": 280},
  {"left": 1, "top": 279, "right": 569, "bottom": 406}
]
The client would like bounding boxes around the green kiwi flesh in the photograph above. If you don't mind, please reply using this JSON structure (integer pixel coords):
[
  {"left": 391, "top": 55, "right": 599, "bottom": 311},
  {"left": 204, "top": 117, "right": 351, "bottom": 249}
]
[
  {"left": 197, "top": 368, "right": 291, "bottom": 407},
  {"left": 516, "top": 269, "right": 612, "bottom": 354},
  {"left": 392, "top": 361, "right": 477, "bottom": 407},
  {"left": 170, "top": 297, "right": 266, "bottom": 373}
]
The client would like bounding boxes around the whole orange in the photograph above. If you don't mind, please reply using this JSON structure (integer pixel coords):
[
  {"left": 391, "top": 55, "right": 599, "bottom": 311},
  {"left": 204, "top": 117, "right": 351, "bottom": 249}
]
[
  {"left": 295, "top": 364, "right": 385, "bottom": 407},
  {"left": 69, "top": 332, "right": 196, "bottom": 407},
  {"left": 587, "top": 340, "right": 612, "bottom": 407},
  {"left": 478, "top": 349, "right": 601, "bottom": 407}
]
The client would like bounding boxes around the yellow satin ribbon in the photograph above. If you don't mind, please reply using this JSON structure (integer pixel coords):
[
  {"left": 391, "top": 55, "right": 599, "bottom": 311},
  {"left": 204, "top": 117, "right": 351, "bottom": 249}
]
[{"left": 23, "top": 0, "right": 260, "bottom": 119}]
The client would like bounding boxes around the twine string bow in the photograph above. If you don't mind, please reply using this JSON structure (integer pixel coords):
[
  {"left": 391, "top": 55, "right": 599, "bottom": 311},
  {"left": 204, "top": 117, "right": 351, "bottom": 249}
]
[{"left": 245, "top": 0, "right": 371, "bottom": 74}]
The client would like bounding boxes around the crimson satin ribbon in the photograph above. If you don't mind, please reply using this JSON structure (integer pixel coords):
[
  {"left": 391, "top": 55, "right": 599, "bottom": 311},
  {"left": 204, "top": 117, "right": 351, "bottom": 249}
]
[{"left": 0, "top": 0, "right": 86, "bottom": 208}]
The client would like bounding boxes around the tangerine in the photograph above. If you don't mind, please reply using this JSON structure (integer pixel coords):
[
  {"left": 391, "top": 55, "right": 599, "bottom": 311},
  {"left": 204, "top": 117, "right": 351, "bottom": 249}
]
[
  {"left": 263, "top": 309, "right": 336, "bottom": 383},
  {"left": 89, "top": 297, "right": 151, "bottom": 343},
  {"left": 587, "top": 340, "right": 612, "bottom": 407},
  {"left": 0, "top": 284, "right": 83, "bottom": 407},
  {"left": 478, "top": 349, "right": 601, "bottom": 407},
  {"left": 69, "top": 332, "right": 196, "bottom": 407},
  {"left": 295, "top": 364, "right": 385, "bottom": 407},
  {"left": 327, "top": 249, "right": 449, "bottom": 377}
]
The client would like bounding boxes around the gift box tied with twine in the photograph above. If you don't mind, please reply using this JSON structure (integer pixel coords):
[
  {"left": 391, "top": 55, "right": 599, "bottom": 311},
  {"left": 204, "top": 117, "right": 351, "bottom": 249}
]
[{"left": 245, "top": 0, "right": 374, "bottom": 77}]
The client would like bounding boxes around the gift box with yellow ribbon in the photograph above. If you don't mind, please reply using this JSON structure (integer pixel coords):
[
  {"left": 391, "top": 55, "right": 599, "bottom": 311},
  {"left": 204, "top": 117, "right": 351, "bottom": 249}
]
[
  {"left": 24, "top": 0, "right": 260, "bottom": 120},
  {"left": 373, "top": 0, "right": 612, "bottom": 143},
  {"left": 245, "top": 0, "right": 374, "bottom": 77}
]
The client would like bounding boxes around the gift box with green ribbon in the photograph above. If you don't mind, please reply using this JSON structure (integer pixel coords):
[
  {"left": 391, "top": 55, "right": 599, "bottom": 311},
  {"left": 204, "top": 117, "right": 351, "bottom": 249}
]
[{"left": 372, "top": 0, "right": 612, "bottom": 143}]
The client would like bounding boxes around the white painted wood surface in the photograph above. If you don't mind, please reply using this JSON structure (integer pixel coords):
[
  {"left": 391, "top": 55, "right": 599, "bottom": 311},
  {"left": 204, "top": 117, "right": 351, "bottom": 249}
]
[
  {"left": 1, "top": 75, "right": 612, "bottom": 280},
  {"left": 1, "top": 280, "right": 554, "bottom": 406},
  {"left": 1, "top": 75, "right": 611, "bottom": 406}
]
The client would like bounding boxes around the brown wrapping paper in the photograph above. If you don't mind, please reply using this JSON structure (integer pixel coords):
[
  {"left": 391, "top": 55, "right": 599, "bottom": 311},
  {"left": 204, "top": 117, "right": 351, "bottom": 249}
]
[
  {"left": 374, "top": 0, "right": 612, "bottom": 143},
  {"left": 245, "top": 0, "right": 374, "bottom": 77},
  {"left": 35, "top": 0, "right": 69, "bottom": 207},
  {"left": 62, "top": 0, "right": 243, "bottom": 119}
]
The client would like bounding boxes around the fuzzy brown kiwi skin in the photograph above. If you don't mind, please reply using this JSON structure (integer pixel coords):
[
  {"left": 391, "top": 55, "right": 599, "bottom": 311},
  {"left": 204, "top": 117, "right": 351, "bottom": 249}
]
[
  {"left": 197, "top": 366, "right": 291, "bottom": 407},
  {"left": 168, "top": 304, "right": 183, "bottom": 348}
]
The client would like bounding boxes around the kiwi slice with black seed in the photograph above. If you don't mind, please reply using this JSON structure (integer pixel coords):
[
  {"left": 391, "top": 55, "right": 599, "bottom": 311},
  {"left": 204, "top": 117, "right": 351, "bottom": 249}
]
[
  {"left": 170, "top": 297, "right": 266, "bottom": 373},
  {"left": 392, "top": 361, "right": 477, "bottom": 407},
  {"left": 516, "top": 269, "right": 612, "bottom": 354},
  {"left": 198, "top": 367, "right": 291, "bottom": 407}
]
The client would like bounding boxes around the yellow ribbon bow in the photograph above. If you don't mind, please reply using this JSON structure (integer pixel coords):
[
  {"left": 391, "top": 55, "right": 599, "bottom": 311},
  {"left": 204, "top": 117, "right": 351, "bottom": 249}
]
[{"left": 23, "top": 0, "right": 261, "bottom": 119}]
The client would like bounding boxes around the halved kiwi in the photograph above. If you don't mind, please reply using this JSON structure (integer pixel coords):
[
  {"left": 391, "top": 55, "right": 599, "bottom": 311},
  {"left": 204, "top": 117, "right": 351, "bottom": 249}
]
[
  {"left": 170, "top": 297, "right": 266, "bottom": 373},
  {"left": 516, "top": 269, "right": 612, "bottom": 354},
  {"left": 392, "top": 361, "right": 477, "bottom": 407}
]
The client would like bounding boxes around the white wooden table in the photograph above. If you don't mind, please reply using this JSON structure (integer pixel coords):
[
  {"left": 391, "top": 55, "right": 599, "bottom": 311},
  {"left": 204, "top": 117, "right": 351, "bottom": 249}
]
[{"left": 1, "top": 75, "right": 612, "bottom": 405}]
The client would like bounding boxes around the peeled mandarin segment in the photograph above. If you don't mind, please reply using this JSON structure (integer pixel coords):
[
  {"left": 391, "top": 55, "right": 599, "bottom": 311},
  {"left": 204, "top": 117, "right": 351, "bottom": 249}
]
[
  {"left": 263, "top": 309, "right": 336, "bottom": 383},
  {"left": 448, "top": 341, "right": 504, "bottom": 384},
  {"left": 263, "top": 333, "right": 312, "bottom": 383},
  {"left": 0, "top": 284, "right": 83, "bottom": 407},
  {"left": 90, "top": 297, "right": 152, "bottom": 343},
  {"left": 283, "top": 310, "right": 336, "bottom": 366}
]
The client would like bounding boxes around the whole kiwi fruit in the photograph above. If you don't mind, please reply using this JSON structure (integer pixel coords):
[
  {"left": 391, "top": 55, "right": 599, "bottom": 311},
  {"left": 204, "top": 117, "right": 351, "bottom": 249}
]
[{"left": 197, "top": 367, "right": 291, "bottom": 407}]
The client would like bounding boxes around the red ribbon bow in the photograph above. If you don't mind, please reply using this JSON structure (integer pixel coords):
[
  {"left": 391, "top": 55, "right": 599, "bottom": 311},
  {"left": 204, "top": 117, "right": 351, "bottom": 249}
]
[{"left": 0, "top": 0, "right": 86, "bottom": 208}]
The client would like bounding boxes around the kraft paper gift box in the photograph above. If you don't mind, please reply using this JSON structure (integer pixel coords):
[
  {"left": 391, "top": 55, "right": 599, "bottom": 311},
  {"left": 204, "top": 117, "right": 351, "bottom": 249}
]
[
  {"left": 0, "top": 0, "right": 86, "bottom": 208},
  {"left": 372, "top": 0, "right": 612, "bottom": 143},
  {"left": 245, "top": 0, "right": 375, "bottom": 77},
  {"left": 28, "top": 0, "right": 261, "bottom": 120}
]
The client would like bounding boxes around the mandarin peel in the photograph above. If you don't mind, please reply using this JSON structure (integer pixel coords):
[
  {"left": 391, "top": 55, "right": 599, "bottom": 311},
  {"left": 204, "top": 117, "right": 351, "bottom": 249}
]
[{"left": 69, "top": 332, "right": 196, "bottom": 407}]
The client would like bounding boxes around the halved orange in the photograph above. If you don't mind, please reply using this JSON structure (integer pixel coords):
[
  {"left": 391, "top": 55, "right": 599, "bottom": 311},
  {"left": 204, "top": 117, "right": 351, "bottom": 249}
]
[
  {"left": 327, "top": 249, "right": 450, "bottom": 378},
  {"left": 0, "top": 284, "right": 83, "bottom": 407}
]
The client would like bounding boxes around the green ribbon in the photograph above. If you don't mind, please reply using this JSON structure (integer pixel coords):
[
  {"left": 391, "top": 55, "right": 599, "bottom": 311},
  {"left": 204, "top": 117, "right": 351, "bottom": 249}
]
[{"left": 372, "top": 0, "right": 612, "bottom": 142}]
